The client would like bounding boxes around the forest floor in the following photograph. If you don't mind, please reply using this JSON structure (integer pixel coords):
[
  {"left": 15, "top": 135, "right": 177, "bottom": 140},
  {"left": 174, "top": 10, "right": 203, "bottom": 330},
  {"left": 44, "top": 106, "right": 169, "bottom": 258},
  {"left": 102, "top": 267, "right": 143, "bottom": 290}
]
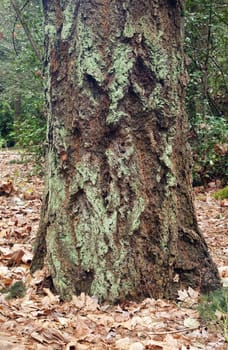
[{"left": 0, "top": 150, "right": 227, "bottom": 350}]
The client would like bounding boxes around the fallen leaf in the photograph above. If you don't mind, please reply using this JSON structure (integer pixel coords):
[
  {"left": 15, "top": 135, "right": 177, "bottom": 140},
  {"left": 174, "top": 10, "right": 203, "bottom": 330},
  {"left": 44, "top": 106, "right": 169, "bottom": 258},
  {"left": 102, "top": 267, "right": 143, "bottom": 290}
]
[
  {"left": 65, "top": 343, "right": 77, "bottom": 350},
  {"left": 4, "top": 249, "right": 25, "bottom": 266},
  {"left": 187, "top": 287, "right": 199, "bottom": 300},
  {"left": 0, "top": 180, "right": 14, "bottom": 196},
  {"left": 42, "top": 288, "right": 59, "bottom": 305},
  {"left": 115, "top": 337, "right": 131, "bottom": 350},
  {"left": 130, "top": 342, "right": 144, "bottom": 350},
  {"left": 218, "top": 266, "right": 228, "bottom": 278},
  {"left": 183, "top": 317, "right": 200, "bottom": 329}
]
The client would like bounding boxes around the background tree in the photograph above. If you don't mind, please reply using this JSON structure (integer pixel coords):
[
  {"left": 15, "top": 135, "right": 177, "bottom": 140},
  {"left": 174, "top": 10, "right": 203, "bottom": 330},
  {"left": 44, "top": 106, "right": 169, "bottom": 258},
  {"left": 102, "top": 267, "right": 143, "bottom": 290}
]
[
  {"left": 0, "top": 0, "right": 45, "bottom": 151},
  {"left": 1, "top": 0, "right": 226, "bottom": 185},
  {"left": 31, "top": 0, "right": 221, "bottom": 302},
  {"left": 185, "top": 0, "right": 228, "bottom": 184}
]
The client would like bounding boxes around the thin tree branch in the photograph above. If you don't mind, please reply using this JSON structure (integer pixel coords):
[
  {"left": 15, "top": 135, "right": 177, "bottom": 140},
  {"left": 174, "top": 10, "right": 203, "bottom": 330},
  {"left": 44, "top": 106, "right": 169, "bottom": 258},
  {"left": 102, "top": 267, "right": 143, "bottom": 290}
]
[
  {"left": 210, "top": 55, "right": 228, "bottom": 94},
  {"left": 12, "top": 27, "right": 19, "bottom": 56},
  {"left": 11, "top": 0, "right": 42, "bottom": 62},
  {"left": 204, "top": 0, "right": 213, "bottom": 68},
  {"left": 12, "top": 0, "right": 30, "bottom": 56}
]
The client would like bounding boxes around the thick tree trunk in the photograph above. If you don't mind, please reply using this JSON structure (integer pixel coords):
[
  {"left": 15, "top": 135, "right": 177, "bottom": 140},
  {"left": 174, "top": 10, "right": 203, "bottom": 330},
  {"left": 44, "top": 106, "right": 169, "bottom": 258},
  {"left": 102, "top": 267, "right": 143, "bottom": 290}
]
[{"left": 31, "top": 0, "right": 221, "bottom": 302}]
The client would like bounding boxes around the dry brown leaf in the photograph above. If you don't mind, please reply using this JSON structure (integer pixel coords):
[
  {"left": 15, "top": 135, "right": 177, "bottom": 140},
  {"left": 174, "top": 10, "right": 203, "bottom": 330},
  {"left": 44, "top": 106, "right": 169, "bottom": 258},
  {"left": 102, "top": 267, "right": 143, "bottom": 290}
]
[
  {"left": 30, "top": 267, "right": 51, "bottom": 286},
  {"left": 43, "top": 287, "right": 59, "bottom": 304},
  {"left": 65, "top": 343, "right": 77, "bottom": 350},
  {"left": 23, "top": 191, "right": 38, "bottom": 200},
  {"left": 0, "top": 341, "right": 26, "bottom": 350},
  {"left": 0, "top": 150, "right": 227, "bottom": 350},
  {"left": 0, "top": 180, "right": 14, "bottom": 196},
  {"left": 115, "top": 337, "right": 131, "bottom": 350},
  {"left": 218, "top": 266, "right": 228, "bottom": 278},
  {"left": 71, "top": 293, "right": 99, "bottom": 311},
  {"left": 214, "top": 143, "right": 227, "bottom": 156},
  {"left": 73, "top": 315, "right": 93, "bottom": 339},
  {"left": 4, "top": 249, "right": 25, "bottom": 266},
  {"left": 30, "top": 331, "right": 46, "bottom": 344},
  {"left": 21, "top": 251, "right": 33, "bottom": 263},
  {"left": 177, "top": 287, "right": 199, "bottom": 307},
  {"left": 66, "top": 343, "right": 89, "bottom": 350},
  {"left": 0, "top": 333, "right": 26, "bottom": 349},
  {"left": 186, "top": 287, "right": 199, "bottom": 300},
  {"left": 183, "top": 317, "right": 200, "bottom": 329},
  {"left": 71, "top": 294, "right": 86, "bottom": 309},
  {"left": 129, "top": 342, "right": 144, "bottom": 350},
  {"left": 41, "top": 326, "right": 70, "bottom": 344},
  {"left": 34, "top": 345, "right": 53, "bottom": 350},
  {"left": 1, "top": 276, "right": 14, "bottom": 287}
]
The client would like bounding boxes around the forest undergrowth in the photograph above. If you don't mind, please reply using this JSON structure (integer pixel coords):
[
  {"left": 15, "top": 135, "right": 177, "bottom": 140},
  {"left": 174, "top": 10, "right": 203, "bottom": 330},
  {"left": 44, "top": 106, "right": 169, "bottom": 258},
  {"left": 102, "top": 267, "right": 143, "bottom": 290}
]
[{"left": 0, "top": 150, "right": 227, "bottom": 350}]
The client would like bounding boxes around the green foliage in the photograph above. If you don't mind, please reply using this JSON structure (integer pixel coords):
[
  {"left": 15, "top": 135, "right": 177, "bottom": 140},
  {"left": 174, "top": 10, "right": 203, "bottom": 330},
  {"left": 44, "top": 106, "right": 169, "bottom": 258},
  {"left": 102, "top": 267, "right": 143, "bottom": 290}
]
[
  {"left": 13, "top": 115, "right": 46, "bottom": 154},
  {"left": 214, "top": 186, "right": 228, "bottom": 200},
  {"left": 189, "top": 113, "right": 228, "bottom": 184},
  {"left": 3, "top": 281, "right": 26, "bottom": 299},
  {"left": 185, "top": 0, "right": 228, "bottom": 112},
  {"left": 9, "top": 90, "right": 46, "bottom": 154},
  {"left": 185, "top": 0, "right": 228, "bottom": 184},
  {"left": 0, "top": 0, "right": 45, "bottom": 154},
  {"left": 0, "top": 101, "right": 14, "bottom": 146},
  {"left": 198, "top": 288, "right": 228, "bottom": 341}
]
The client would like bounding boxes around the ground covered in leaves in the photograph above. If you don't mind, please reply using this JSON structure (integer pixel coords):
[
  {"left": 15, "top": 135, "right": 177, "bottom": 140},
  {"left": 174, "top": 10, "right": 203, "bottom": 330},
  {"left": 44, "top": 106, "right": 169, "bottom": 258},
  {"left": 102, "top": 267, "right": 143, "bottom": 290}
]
[{"left": 0, "top": 150, "right": 227, "bottom": 350}]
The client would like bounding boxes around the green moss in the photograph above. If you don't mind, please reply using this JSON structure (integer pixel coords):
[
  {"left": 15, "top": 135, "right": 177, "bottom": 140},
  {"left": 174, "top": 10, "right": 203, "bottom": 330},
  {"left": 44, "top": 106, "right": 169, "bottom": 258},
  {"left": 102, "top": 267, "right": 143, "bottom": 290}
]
[
  {"left": 105, "top": 181, "right": 121, "bottom": 211},
  {"left": 129, "top": 197, "right": 145, "bottom": 233},
  {"left": 50, "top": 141, "right": 145, "bottom": 301},
  {"left": 160, "top": 139, "right": 173, "bottom": 168},
  {"left": 123, "top": 21, "right": 135, "bottom": 38},
  {"left": 61, "top": 3, "right": 75, "bottom": 40},
  {"left": 76, "top": 17, "right": 104, "bottom": 87},
  {"left": 123, "top": 15, "right": 169, "bottom": 81},
  {"left": 6, "top": 281, "right": 26, "bottom": 299},
  {"left": 90, "top": 246, "right": 136, "bottom": 301},
  {"left": 44, "top": 24, "right": 56, "bottom": 38},
  {"left": 147, "top": 43, "right": 169, "bottom": 81},
  {"left": 105, "top": 140, "right": 135, "bottom": 180},
  {"left": 46, "top": 224, "right": 75, "bottom": 300},
  {"left": 158, "top": 132, "right": 177, "bottom": 253},
  {"left": 198, "top": 287, "right": 228, "bottom": 341},
  {"left": 214, "top": 186, "right": 228, "bottom": 200},
  {"left": 106, "top": 44, "right": 135, "bottom": 126},
  {"left": 147, "top": 84, "right": 165, "bottom": 110},
  {"left": 76, "top": 161, "right": 99, "bottom": 187},
  {"left": 46, "top": 152, "right": 65, "bottom": 214}
]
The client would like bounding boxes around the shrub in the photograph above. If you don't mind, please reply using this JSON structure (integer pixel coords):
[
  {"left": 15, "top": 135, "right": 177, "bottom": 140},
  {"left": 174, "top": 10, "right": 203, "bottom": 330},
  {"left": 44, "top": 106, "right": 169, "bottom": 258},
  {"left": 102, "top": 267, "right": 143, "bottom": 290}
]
[
  {"left": 189, "top": 114, "right": 228, "bottom": 185},
  {"left": 198, "top": 288, "right": 228, "bottom": 341},
  {"left": 0, "top": 101, "right": 14, "bottom": 146},
  {"left": 213, "top": 186, "right": 228, "bottom": 200}
]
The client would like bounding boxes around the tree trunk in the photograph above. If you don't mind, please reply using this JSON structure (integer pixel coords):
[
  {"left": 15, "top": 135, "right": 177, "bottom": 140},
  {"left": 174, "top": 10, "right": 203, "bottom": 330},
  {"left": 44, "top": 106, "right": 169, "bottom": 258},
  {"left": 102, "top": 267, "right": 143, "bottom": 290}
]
[{"left": 31, "top": 0, "right": 221, "bottom": 302}]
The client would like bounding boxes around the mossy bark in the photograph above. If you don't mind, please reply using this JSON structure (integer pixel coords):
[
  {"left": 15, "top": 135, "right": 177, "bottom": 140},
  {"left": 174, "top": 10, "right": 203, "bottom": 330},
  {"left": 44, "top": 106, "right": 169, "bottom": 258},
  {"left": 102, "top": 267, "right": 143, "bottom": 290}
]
[{"left": 31, "top": 0, "right": 221, "bottom": 302}]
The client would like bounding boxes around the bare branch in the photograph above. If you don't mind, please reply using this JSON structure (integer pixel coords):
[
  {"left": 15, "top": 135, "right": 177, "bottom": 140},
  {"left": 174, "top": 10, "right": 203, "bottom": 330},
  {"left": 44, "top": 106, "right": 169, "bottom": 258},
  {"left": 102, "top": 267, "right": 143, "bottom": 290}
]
[{"left": 11, "top": 0, "right": 42, "bottom": 62}]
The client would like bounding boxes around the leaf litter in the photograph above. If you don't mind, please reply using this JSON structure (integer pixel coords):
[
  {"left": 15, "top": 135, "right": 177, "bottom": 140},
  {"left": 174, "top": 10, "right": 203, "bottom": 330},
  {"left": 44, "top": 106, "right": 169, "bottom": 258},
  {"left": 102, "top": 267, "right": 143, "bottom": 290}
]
[{"left": 0, "top": 150, "right": 227, "bottom": 349}]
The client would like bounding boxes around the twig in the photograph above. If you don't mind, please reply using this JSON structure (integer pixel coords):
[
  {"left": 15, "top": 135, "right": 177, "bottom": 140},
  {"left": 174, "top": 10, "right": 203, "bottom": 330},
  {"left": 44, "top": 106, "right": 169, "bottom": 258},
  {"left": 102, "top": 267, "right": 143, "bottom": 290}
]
[
  {"left": 11, "top": 0, "right": 42, "bottom": 62},
  {"left": 148, "top": 327, "right": 199, "bottom": 335},
  {"left": 12, "top": 0, "right": 30, "bottom": 56}
]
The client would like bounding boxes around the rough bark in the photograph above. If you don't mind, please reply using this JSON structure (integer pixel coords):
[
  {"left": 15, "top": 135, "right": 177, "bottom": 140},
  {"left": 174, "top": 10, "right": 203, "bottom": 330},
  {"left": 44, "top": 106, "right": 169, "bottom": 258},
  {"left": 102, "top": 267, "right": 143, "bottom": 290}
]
[{"left": 31, "top": 0, "right": 221, "bottom": 302}]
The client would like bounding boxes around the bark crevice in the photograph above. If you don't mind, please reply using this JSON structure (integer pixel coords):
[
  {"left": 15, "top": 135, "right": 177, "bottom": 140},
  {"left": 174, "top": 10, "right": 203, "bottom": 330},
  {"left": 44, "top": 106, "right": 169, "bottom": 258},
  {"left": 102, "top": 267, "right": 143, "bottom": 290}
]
[{"left": 32, "top": 0, "right": 221, "bottom": 302}]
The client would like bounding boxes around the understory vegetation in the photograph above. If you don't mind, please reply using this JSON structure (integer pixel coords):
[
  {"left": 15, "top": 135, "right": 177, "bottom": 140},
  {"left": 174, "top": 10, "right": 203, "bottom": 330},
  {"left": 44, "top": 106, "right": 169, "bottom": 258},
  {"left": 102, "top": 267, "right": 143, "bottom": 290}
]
[
  {"left": 185, "top": 0, "right": 228, "bottom": 185},
  {"left": 198, "top": 287, "right": 228, "bottom": 341},
  {"left": 0, "top": 0, "right": 45, "bottom": 156},
  {"left": 0, "top": 0, "right": 227, "bottom": 184}
]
